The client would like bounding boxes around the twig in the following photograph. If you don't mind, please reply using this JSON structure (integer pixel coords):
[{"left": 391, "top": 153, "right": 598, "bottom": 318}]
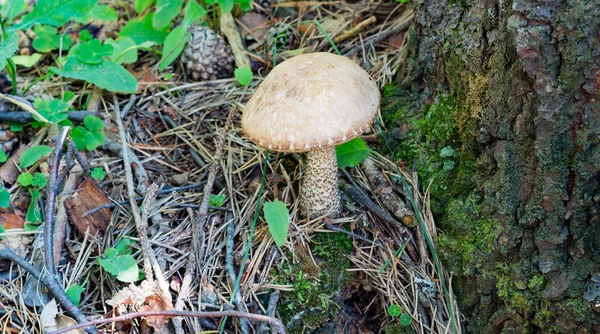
[
  {"left": 323, "top": 222, "right": 386, "bottom": 249},
  {"left": 0, "top": 111, "right": 97, "bottom": 124},
  {"left": 342, "top": 16, "right": 413, "bottom": 56},
  {"left": 47, "top": 310, "right": 287, "bottom": 334},
  {"left": 173, "top": 209, "right": 199, "bottom": 334},
  {"left": 220, "top": 12, "right": 251, "bottom": 68},
  {"left": 113, "top": 94, "right": 155, "bottom": 281},
  {"left": 101, "top": 137, "right": 150, "bottom": 194},
  {"left": 258, "top": 291, "right": 280, "bottom": 334},
  {"left": 339, "top": 172, "right": 399, "bottom": 226},
  {"left": 81, "top": 178, "right": 226, "bottom": 217},
  {"left": 333, "top": 16, "right": 377, "bottom": 44},
  {"left": 45, "top": 126, "right": 70, "bottom": 276},
  {"left": 0, "top": 246, "right": 98, "bottom": 334},
  {"left": 139, "top": 183, "right": 159, "bottom": 280},
  {"left": 53, "top": 172, "right": 80, "bottom": 267},
  {"left": 226, "top": 214, "right": 249, "bottom": 334}
]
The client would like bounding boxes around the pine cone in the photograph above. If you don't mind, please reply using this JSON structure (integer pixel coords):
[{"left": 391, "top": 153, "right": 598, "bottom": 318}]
[
  {"left": 181, "top": 26, "right": 235, "bottom": 81},
  {"left": 253, "top": 0, "right": 271, "bottom": 14}
]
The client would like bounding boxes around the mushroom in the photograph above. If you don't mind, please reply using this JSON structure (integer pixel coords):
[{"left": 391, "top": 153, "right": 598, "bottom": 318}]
[{"left": 241, "top": 52, "right": 380, "bottom": 218}]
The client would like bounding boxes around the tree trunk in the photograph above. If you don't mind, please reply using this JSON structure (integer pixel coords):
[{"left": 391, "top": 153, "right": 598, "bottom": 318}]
[{"left": 389, "top": 0, "right": 600, "bottom": 332}]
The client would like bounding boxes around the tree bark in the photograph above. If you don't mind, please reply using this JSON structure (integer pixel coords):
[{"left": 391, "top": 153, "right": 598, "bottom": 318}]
[{"left": 394, "top": 0, "right": 600, "bottom": 332}]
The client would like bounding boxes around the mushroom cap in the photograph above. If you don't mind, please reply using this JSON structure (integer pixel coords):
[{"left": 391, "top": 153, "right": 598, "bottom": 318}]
[{"left": 241, "top": 52, "right": 380, "bottom": 153}]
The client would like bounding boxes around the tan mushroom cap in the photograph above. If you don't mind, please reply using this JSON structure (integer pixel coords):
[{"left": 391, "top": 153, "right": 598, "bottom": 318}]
[{"left": 241, "top": 52, "right": 380, "bottom": 153}]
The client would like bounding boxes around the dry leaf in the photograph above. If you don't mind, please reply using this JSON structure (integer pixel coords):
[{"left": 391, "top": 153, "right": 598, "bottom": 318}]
[
  {"left": 0, "top": 214, "right": 25, "bottom": 229},
  {"left": 40, "top": 299, "right": 85, "bottom": 334},
  {"left": 107, "top": 280, "right": 174, "bottom": 333},
  {"left": 237, "top": 12, "right": 269, "bottom": 41},
  {"left": 0, "top": 234, "right": 31, "bottom": 258},
  {"left": 65, "top": 178, "right": 112, "bottom": 237}
]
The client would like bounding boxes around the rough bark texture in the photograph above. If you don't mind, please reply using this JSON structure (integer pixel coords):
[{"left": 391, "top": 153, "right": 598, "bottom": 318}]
[
  {"left": 300, "top": 147, "right": 342, "bottom": 218},
  {"left": 394, "top": 0, "right": 600, "bottom": 332}
]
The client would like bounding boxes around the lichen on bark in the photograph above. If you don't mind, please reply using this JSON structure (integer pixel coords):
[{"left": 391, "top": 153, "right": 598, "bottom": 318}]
[{"left": 388, "top": 0, "right": 600, "bottom": 332}]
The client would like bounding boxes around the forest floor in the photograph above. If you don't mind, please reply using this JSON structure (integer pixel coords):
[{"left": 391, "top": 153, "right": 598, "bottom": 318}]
[{"left": 0, "top": 1, "right": 462, "bottom": 333}]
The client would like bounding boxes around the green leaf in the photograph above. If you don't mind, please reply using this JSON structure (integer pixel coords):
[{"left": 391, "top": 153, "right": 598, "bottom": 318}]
[
  {"left": 80, "top": 4, "right": 118, "bottom": 22},
  {"left": 66, "top": 284, "right": 86, "bottom": 307},
  {"left": 388, "top": 304, "right": 402, "bottom": 317},
  {"left": 12, "top": 0, "right": 97, "bottom": 30},
  {"left": 79, "top": 29, "right": 93, "bottom": 42},
  {"left": 182, "top": 1, "right": 206, "bottom": 28},
  {"left": 26, "top": 189, "right": 42, "bottom": 224},
  {"left": 99, "top": 248, "right": 140, "bottom": 282},
  {"left": 0, "top": 225, "right": 5, "bottom": 239},
  {"left": 2, "top": 0, "right": 26, "bottom": 22},
  {"left": 0, "top": 189, "right": 10, "bottom": 208},
  {"left": 18, "top": 173, "right": 33, "bottom": 187},
  {"left": 20, "top": 145, "right": 53, "bottom": 168},
  {"left": 153, "top": 0, "right": 184, "bottom": 30},
  {"left": 70, "top": 126, "right": 88, "bottom": 150},
  {"left": 234, "top": 66, "right": 253, "bottom": 86},
  {"left": 12, "top": 53, "right": 43, "bottom": 68},
  {"left": 84, "top": 115, "right": 103, "bottom": 131},
  {"left": 0, "top": 33, "right": 19, "bottom": 70},
  {"left": 51, "top": 57, "right": 138, "bottom": 93},
  {"left": 335, "top": 137, "right": 371, "bottom": 168},
  {"left": 118, "top": 13, "right": 168, "bottom": 45},
  {"left": 105, "top": 37, "right": 138, "bottom": 64},
  {"left": 217, "top": 0, "right": 234, "bottom": 13},
  {"left": 91, "top": 167, "right": 106, "bottom": 181},
  {"left": 159, "top": 25, "right": 189, "bottom": 71},
  {"left": 263, "top": 200, "right": 290, "bottom": 247},
  {"left": 32, "top": 173, "right": 47, "bottom": 189},
  {"left": 85, "top": 131, "right": 105, "bottom": 150},
  {"left": 10, "top": 124, "right": 23, "bottom": 132},
  {"left": 34, "top": 25, "right": 57, "bottom": 39},
  {"left": 0, "top": 150, "right": 7, "bottom": 163},
  {"left": 209, "top": 194, "right": 226, "bottom": 207},
  {"left": 114, "top": 237, "right": 134, "bottom": 255},
  {"left": 135, "top": 0, "right": 155, "bottom": 13},
  {"left": 77, "top": 39, "right": 114, "bottom": 64},
  {"left": 400, "top": 313, "right": 412, "bottom": 326}
]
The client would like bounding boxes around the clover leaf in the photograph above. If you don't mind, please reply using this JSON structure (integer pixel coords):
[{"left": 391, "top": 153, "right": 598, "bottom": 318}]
[{"left": 77, "top": 39, "right": 114, "bottom": 65}]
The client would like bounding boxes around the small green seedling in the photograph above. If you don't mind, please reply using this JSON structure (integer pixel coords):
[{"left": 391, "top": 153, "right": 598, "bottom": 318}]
[
  {"left": 388, "top": 304, "right": 412, "bottom": 326},
  {"left": 0, "top": 150, "right": 7, "bottom": 163},
  {"left": 98, "top": 247, "right": 140, "bottom": 283},
  {"left": 33, "top": 97, "right": 69, "bottom": 125},
  {"left": 209, "top": 194, "right": 226, "bottom": 207},
  {"left": 0, "top": 188, "right": 10, "bottom": 208},
  {"left": 70, "top": 115, "right": 105, "bottom": 151},
  {"left": 77, "top": 39, "right": 114, "bottom": 65},
  {"left": 79, "top": 29, "right": 93, "bottom": 42},
  {"left": 18, "top": 172, "right": 47, "bottom": 189},
  {"left": 263, "top": 199, "right": 290, "bottom": 247},
  {"left": 91, "top": 167, "right": 106, "bottom": 181},
  {"left": 234, "top": 65, "right": 253, "bottom": 86},
  {"left": 32, "top": 25, "right": 72, "bottom": 53}
]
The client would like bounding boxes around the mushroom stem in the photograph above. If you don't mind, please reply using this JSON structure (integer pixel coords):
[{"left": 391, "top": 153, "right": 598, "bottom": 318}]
[{"left": 300, "top": 147, "right": 342, "bottom": 218}]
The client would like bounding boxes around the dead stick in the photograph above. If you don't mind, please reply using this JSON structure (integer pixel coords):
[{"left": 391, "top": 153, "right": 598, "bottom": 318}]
[
  {"left": 259, "top": 291, "right": 280, "bottom": 333},
  {"left": 0, "top": 246, "right": 98, "bottom": 334},
  {"left": 333, "top": 16, "right": 377, "bottom": 44},
  {"left": 45, "top": 126, "right": 70, "bottom": 276},
  {"left": 112, "top": 95, "right": 153, "bottom": 281},
  {"left": 226, "top": 214, "right": 249, "bottom": 334},
  {"left": 0, "top": 111, "right": 97, "bottom": 124},
  {"left": 47, "top": 310, "right": 287, "bottom": 334},
  {"left": 220, "top": 12, "right": 250, "bottom": 68},
  {"left": 53, "top": 171, "right": 80, "bottom": 267}
]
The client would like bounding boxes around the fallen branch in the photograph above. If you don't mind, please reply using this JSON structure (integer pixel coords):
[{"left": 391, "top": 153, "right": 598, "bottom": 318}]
[
  {"left": 0, "top": 110, "right": 97, "bottom": 124},
  {"left": 0, "top": 246, "right": 98, "bottom": 334},
  {"left": 333, "top": 16, "right": 377, "bottom": 44},
  {"left": 47, "top": 310, "right": 287, "bottom": 334},
  {"left": 258, "top": 291, "right": 280, "bottom": 334}
]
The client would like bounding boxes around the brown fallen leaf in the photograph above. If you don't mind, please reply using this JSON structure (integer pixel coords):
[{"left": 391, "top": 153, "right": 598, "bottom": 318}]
[
  {"left": 64, "top": 178, "right": 112, "bottom": 237},
  {"left": 107, "top": 280, "right": 175, "bottom": 333},
  {"left": 0, "top": 143, "right": 26, "bottom": 184},
  {"left": 0, "top": 214, "right": 24, "bottom": 229},
  {"left": 40, "top": 299, "right": 85, "bottom": 334}
]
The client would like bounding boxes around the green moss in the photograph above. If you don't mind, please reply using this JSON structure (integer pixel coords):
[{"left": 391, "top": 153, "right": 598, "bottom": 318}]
[
  {"left": 274, "top": 232, "right": 353, "bottom": 332},
  {"left": 437, "top": 192, "right": 503, "bottom": 276}
]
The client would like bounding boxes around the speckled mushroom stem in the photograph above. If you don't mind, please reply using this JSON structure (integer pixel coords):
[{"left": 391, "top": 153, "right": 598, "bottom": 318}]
[{"left": 300, "top": 147, "right": 342, "bottom": 218}]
